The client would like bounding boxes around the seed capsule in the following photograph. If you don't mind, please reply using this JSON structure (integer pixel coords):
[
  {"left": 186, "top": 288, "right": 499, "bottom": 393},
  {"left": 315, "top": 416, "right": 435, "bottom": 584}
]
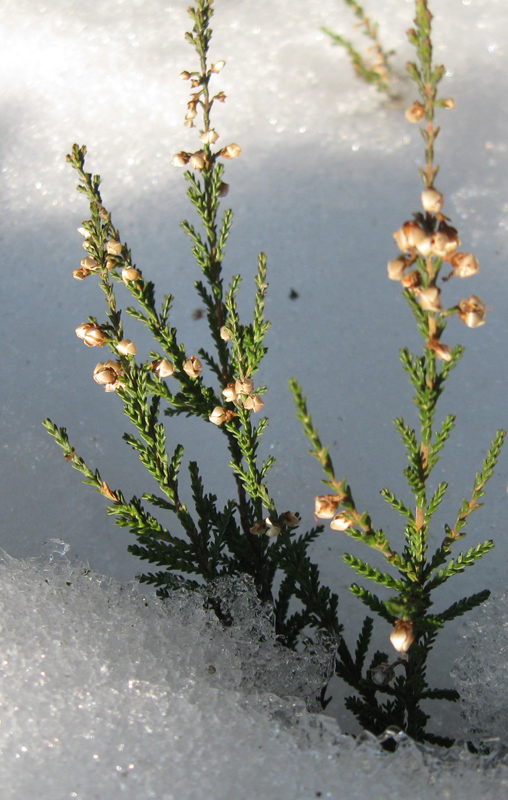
[
  {"left": 209, "top": 406, "right": 227, "bottom": 425},
  {"left": 427, "top": 339, "right": 453, "bottom": 361},
  {"left": 243, "top": 394, "right": 264, "bottom": 412},
  {"left": 222, "top": 382, "right": 237, "bottom": 403},
  {"left": 220, "top": 325, "right": 231, "bottom": 341},
  {"left": 393, "top": 221, "right": 427, "bottom": 252},
  {"left": 234, "top": 378, "right": 254, "bottom": 396},
  {"left": 189, "top": 152, "right": 205, "bottom": 170},
  {"left": 200, "top": 130, "right": 219, "bottom": 145},
  {"left": 80, "top": 256, "right": 100, "bottom": 271}
]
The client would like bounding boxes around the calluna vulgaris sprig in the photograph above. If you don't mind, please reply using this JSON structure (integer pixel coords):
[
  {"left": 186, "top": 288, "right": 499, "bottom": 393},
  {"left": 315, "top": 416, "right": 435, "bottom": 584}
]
[
  {"left": 45, "top": 0, "right": 503, "bottom": 747},
  {"left": 322, "top": 0, "right": 394, "bottom": 95},
  {"left": 291, "top": 0, "right": 505, "bottom": 745}
]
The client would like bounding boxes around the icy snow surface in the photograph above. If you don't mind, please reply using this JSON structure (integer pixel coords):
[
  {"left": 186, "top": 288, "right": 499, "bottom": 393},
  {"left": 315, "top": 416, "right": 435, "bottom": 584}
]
[
  {"left": 2, "top": 0, "right": 508, "bottom": 795},
  {"left": 1, "top": 546, "right": 508, "bottom": 800}
]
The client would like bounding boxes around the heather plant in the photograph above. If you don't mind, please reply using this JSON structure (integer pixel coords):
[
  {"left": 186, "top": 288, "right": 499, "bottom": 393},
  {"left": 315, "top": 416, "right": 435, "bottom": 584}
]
[
  {"left": 291, "top": 0, "right": 505, "bottom": 744},
  {"left": 44, "top": 0, "right": 503, "bottom": 747},
  {"left": 322, "top": 0, "right": 394, "bottom": 94}
]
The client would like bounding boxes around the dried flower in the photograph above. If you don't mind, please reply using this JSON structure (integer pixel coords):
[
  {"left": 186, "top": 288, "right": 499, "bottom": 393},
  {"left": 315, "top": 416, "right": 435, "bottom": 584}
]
[
  {"left": 209, "top": 406, "right": 227, "bottom": 425},
  {"left": 442, "top": 97, "right": 455, "bottom": 109},
  {"left": 458, "top": 295, "right": 486, "bottom": 328},
  {"left": 393, "top": 221, "right": 427, "bottom": 252},
  {"left": 278, "top": 511, "right": 299, "bottom": 528},
  {"left": 400, "top": 271, "right": 420, "bottom": 290},
  {"left": 75, "top": 323, "right": 105, "bottom": 347},
  {"left": 220, "top": 325, "right": 231, "bottom": 341},
  {"left": 387, "top": 258, "right": 409, "bottom": 281},
  {"left": 116, "top": 339, "right": 137, "bottom": 356},
  {"left": 93, "top": 361, "right": 123, "bottom": 392},
  {"left": 390, "top": 620, "right": 415, "bottom": 654},
  {"left": 105, "top": 257, "right": 116, "bottom": 271},
  {"left": 417, "top": 286, "right": 442, "bottom": 312},
  {"left": 77, "top": 226, "right": 92, "bottom": 239},
  {"left": 121, "top": 267, "right": 142, "bottom": 285},
  {"left": 73, "top": 268, "right": 90, "bottom": 280},
  {"left": 214, "top": 91, "right": 226, "bottom": 103},
  {"left": 179, "top": 70, "right": 191, "bottom": 80},
  {"left": 421, "top": 187, "right": 444, "bottom": 214},
  {"left": 80, "top": 256, "right": 100, "bottom": 271},
  {"left": 151, "top": 358, "right": 174, "bottom": 378},
  {"left": 190, "top": 152, "right": 205, "bottom": 170},
  {"left": 449, "top": 252, "right": 479, "bottom": 278},
  {"left": 211, "top": 60, "right": 225, "bottom": 73},
  {"left": 183, "top": 356, "right": 202, "bottom": 378},
  {"left": 250, "top": 521, "right": 268, "bottom": 536},
  {"left": 330, "top": 514, "right": 354, "bottom": 531},
  {"left": 220, "top": 143, "right": 241, "bottom": 159},
  {"left": 405, "top": 101, "right": 425, "bottom": 123},
  {"left": 218, "top": 182, "right": 229, "bottom": 197},
  {"left": 106, "top": 240, "right": 123, "bottom": 255},
  {"left": 314, "top": 495, "right": 340, "bottom": 519},
  {"left": 234, "top": 377, "right": 254, "bottom": 395},
  {"left": 243, "top": 394, "right": 264, "bottom": 412},
  {"left": 431, "top": 223, "right": 460, "bottom": 258},
  {"left": 200, "top": 130, "right": 219, "bottom": 145},
  {"left": 172, "top": 151, "right": 191, "bottom": 167},
  {"left": 427, "top": 338, "right": 453, "bottom": 361},
  {"left": 222, "top": 382, "right": 237, "bottom": 403},
  {"left": 265, "top": 518, "right": 281, "bottom": 537},
  {"left": 370, "top": 662, "right": 396, "bottom": 687}
]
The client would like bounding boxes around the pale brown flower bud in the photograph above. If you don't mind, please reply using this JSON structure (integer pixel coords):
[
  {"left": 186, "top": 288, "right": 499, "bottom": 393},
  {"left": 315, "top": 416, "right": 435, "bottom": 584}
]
[
  {"left": 183, "top": 356, "right": 202, "bottom": 378},
  {"left": 209, "top": 406, "right": 227, "bottom": 425},
  {"left": 82, "top": 238, "right": 94, "bottom": 251},
  {"left": 75, "top": 323, "right": 105, "bottom": 347},
  {"left": 427, "top": 338, "right": 452, "bottom": 361},
  {"left": 185, "top": 108, "right": 197, "bottom": 121},
  {"left": 390, "top": 620, "right": 414, "bottom": 653},
  {"left": 243, "top": 394, "right": 264, "bottom": 412},
  {"left": 458, "top": 296, "right": 486, "bottom": 328},
  {"left": 80, "top": 256, "right": 100, "bottom": 271},
  {"left": 117, "top": 339, "right": 137, "bottom": 356},
  {"left": 106, "top": 240, "right": 123, "bottom": 255},
  {"left": 393, "top": 221, "right": 427, "bottom": 252},
  {"left": 449, "top": 252, "right": 479, "bottom": 278},
  {"left": 442, "top": 98, "right": 455, "bottom": 109},
  {"left": 190, "top": 152, "right": 205, "bottom": 170},
  {"left": 330, "top": 514, "right": 354, "bottom": 531},
  {"left": 179, "top": 70, "right": 191, "bottom": 80},
  {"left": 122, "top": 267, "right": 142, "bottom": 285},
  {"left": 234, "top": 378, "right": 254, "bottom": 395},
  {"left": 105, "top": 257, "right": 116, "bottom": 271},
  {"left": 200, "top": 130, "right": 219, "bottom": 145},
  {"left": 221, "top": 143, "right": 241, "bottom": 159},
  {"left": 405, "top": 101, "right": 425, "bottom": 123},
  {"left": 77, "top": 226, "right": 92, "bottom": 239},
  {"left": 152, "top": 358, "right": 174, "bottom": 378},
  {"left": 211, "top": 60, "right": 226, "bottom": 73},
  {"left": 220, "top": 325, "right": 231, "bottom": 341},
  {"left": 417, "top": 286, "right": 442, "bottom": 312},
  {"left": 314, "top": 495, "right": 340, "bottom": 519},
  {"left": 172, "top": 151, "right": 190, "bottom": 167},
  {"left": 387, "top": 258, "right": 408, "bottom": 281},
  {"left": 222, "top": 382, "right": 237, "bottom": 403},
  {"left": 421, "top": 187, "right": 444, "bottom": 214}
]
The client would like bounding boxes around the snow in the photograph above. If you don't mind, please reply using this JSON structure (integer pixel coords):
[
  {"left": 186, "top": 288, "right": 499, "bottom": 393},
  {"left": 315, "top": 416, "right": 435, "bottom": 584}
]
[
  {"left": 1, "top": 546, "right": 508, "bottom": 799},
  {"left": 1, "top": 0, "right": 508, "bottom": 795}
]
